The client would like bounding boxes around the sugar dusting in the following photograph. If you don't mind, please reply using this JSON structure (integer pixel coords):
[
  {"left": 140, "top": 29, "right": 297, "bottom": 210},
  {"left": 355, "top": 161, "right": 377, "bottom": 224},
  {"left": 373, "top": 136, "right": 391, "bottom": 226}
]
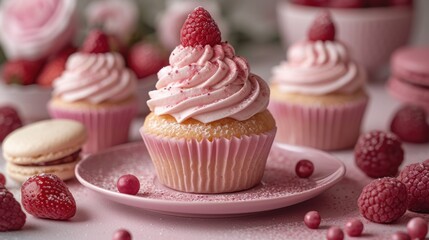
[{"left": 79, "top": 144, "right": 316, "bottom": 203}]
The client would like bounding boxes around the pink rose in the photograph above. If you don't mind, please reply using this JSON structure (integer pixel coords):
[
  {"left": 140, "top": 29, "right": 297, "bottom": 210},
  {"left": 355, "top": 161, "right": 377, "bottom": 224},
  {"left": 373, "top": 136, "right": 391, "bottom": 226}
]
[
  {"left": 0, "top": 0, "right": 77, "bottom": 60},
  {"left": 86, "top": 0, "right": 138, "bottom": 45}
]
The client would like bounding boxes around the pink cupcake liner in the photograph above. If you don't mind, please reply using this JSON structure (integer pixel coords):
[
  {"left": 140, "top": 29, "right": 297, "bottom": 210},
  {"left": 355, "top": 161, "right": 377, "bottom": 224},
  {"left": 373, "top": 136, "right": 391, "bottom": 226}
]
[
  {"left": 140, "top": 128, "right": 276, "bottom": 193},
  {"left": 49, "top": 101, "right": 138, "bottom": 154},
  {"left": 268, "top": 98, "right": 368, "bottom": 150}
]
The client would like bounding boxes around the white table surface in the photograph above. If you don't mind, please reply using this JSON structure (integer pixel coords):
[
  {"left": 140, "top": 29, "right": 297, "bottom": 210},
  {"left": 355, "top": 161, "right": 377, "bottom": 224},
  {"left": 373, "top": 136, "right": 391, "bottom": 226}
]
[{"left": 1, "top": 49, "right": 429, "bottom": 240}]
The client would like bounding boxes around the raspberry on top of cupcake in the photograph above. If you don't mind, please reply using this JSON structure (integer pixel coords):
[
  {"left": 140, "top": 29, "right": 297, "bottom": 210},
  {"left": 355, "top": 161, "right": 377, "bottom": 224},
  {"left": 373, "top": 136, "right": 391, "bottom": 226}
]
[
  {"left": 271, "top": 11, "right": 366, "bottom": 96},
  {"left": 141, "top": 7, "right": 276, "bottom": 194},
  {"left": 147, "top": 6, "right": 270, "bottom": 125}
]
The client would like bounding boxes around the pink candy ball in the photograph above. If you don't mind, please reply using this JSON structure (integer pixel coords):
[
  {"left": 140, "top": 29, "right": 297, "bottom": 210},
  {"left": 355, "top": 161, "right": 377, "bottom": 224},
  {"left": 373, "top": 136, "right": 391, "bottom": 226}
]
[
  {"left": 345, "top": 219, "right": 364, "bottom": 237},
  {"left": 391, "top": 231, "right": 410, "bottom": 240},
  {"left": 327, "top": 226, "right": 344, "bottom": 240},
  {"left": 117, "top": 174, "right": 140, "bottom": 195},
  {"left": 296, "top": 159, "right": 314, "bottom": 178},
  {"left": 304, "top": 211, "right": 321, "bottom": 229},
  {"left": 113, "top": 229, "right": 132, "bottom": 240},
  {"left": 407, "top": 217, "right": 428, "bottom": 240}
]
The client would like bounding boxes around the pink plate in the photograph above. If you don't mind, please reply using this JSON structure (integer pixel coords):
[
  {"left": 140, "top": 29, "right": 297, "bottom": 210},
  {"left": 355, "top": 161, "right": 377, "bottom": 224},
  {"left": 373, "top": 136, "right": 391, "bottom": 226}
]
[{"left": 75, "top": 141, "right": 345, "bottom": 217}]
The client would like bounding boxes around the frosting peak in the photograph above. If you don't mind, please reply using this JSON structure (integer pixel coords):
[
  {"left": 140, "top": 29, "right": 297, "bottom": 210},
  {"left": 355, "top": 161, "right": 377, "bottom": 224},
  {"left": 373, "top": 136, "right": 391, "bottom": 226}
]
[
  {"left": 271, "top": 40, "right": 366, "bottom": 95},
  {"left": 52, "top": 52, "right": 137, "bottom": 104},
  {"left": 147, "top": 43, "right": 269, "bottom": 124}
]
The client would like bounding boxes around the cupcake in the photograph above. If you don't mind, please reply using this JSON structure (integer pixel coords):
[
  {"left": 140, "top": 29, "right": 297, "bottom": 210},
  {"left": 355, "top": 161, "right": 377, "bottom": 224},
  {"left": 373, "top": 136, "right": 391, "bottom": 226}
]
[
  {"left": 277, "top": 0, "right": 414, "bottom": 76},
  {"left": 387, "top": 46, "right": 429, "bottom": 112},
  {"left": 49, "top": 30, "right": 138, "bottom": 154},
  {"left": 268, "top": 12, "right": 368, "bottom": 150},
  {"left": 140, "top": 7, "right": 276, "bottom": 194}
]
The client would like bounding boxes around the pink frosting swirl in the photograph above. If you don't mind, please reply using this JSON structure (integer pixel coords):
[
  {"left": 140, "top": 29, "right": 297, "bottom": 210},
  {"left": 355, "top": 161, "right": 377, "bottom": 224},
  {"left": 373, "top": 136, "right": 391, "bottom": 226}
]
[
  {"left": 271, "top": 41, "right": 366, "bottom": 95},
  {"left": 52, "top": 52, "right": 137, "bottom": 104},
  {"left": 147, "top": 43, "right": 270, "bottom": 124},
  {"left": 0, "top": 0, "right": 77, "bottom": 60}
]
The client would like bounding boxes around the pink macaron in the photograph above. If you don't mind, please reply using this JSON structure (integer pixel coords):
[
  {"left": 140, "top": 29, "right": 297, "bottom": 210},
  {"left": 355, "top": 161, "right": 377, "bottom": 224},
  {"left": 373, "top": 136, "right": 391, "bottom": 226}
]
[{"left": 387, "top": 46, "right": 429, "bottom": 111}]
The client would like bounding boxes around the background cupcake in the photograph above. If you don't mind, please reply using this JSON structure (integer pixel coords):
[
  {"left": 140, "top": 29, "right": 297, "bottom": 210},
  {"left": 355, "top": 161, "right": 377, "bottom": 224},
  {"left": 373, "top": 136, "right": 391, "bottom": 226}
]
[
  {"left": 277, "top": 0, "right": 414, "bottom": 79},
  {"left": 49, "top": 30, "right": 138, "bottom": 154},
  {"left": 269, "top": 12, "right": 368, "bottom": 150},
  {"left": 85, "top": 0, "right": 168, "bottom": 116},
  {"left": 140, "top": 7, "right": 276, "bottom": 194}
]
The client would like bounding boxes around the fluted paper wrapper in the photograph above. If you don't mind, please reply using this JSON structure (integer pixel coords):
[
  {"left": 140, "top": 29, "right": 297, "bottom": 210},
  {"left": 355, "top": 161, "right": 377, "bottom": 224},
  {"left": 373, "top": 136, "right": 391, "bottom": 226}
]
[
  {"left": 140, "top": 128, "right": 276, "bottom": 194},
  {"left": 49, "top": 101, "right": 138, "bottom": 154},
  {"left": 268, "top": 99, "right": 368, "bottom": 150}
]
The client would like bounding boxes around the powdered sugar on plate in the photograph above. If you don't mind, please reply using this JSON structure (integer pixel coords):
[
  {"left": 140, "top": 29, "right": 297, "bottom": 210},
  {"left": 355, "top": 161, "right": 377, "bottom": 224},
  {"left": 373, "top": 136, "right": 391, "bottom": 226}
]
[{"left": 76, "top": 142, "right": 345, "bottom": 216}]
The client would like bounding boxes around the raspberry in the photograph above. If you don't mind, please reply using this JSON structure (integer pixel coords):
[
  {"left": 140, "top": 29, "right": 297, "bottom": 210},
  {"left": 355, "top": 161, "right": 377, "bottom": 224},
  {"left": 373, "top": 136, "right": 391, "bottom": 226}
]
[
  {"left": 295, "top": 159, "right": 314, "bottom": 178},
  {"left": 390, "top": 105, "right": 429, "bottom": 143},
  {"left": 117, "top": 174, "right": 140, "bottom": 195},
  {"left": 0, "top": 106, "right": 23, "bottom": 142},
  {"left": 307, "top": 11, "right": 336, "bottom": 42},
  {"left": 21, "top": 174, "right": 76, "bottom": 220},
  {"left": 397, "top": 163, "right": 429, "bottom": 213},
  {"left": 357, "top": 177, "right": 408, "bottom": 223},
  {"left": 81, "top": 29, "right": 110, "bottom": 54},
  {"left": 180, "top": 7, "right": 221, "bottom": 47},
  {"left": 354, "top": 130, "right": 404, "bottom": 178},
  {"left": 0, "top": 185, "right": 26, "bottom": 231},
  {"left": 304, "top": 211, "right": 321, "bottom": 229}
]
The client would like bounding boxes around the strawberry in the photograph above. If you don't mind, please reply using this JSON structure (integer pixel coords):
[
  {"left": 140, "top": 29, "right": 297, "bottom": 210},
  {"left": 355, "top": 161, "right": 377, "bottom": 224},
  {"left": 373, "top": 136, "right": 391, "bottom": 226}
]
[
  {"left": 180, "top": 7, "right": 222, "bottom": 47},
  {"left": 127, "top": 41, "right": 168, "bottom": 79},
  {"left": 37, "top": 46, "right": 76, "bottom": 87},
  {"left": 2, "top": 59, "right": 45, "bottom": 85},
  {"left": 0, "top": 106, "right": 22, "bottom": 142},
  {"left": 0, "top": 185, "right": 26, "bottom": 231},
  {"left": 21, "top": 174, "right": 76, "bottom": 220},
  {"left": 308, "top": 11, "right": 336, "bottom": 42},
  {"left": 81, "top": 29, "right": 110, "bottom": 54}
]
